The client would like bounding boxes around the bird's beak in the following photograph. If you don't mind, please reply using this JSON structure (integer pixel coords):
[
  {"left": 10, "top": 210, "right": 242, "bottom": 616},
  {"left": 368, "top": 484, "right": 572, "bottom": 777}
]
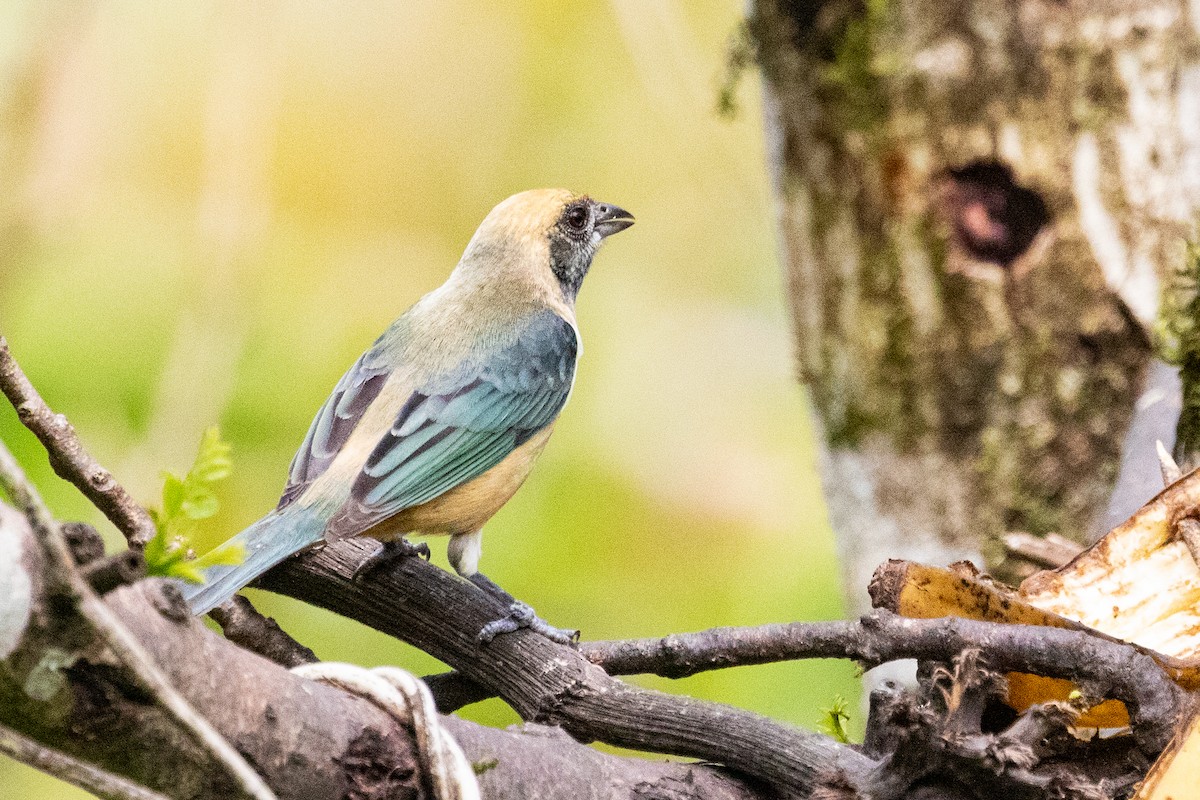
[{"left": 594, "top": 202, "right": 635, "bottom": 238}]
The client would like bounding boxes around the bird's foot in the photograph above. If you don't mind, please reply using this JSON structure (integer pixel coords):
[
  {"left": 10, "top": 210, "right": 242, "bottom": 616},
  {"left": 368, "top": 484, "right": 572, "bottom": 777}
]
[
  {"left": 467, "top": 572, "right": 579, "bottom": 645},
  {"left": 353, "top": 538, "right": 431, "bottom": 582},
  {"left": 477, "top": 601, "right": 579, "bottom": 646}
]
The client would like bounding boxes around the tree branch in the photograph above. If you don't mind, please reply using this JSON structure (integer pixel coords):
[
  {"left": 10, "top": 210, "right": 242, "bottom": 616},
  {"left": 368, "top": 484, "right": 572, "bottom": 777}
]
[
  {"left": 0, "top": 335, "right": 156, "bottom": 548},
  {"left": 441, "top": 718, "right": 769, "bottom": 800},
  {"left": 0, "top": 441, "right": 277, "bottom": 800},
  {"left": 1000, "top": 532, "right": 1083, "bottom": 571},
  {"left": 579, "top": 612, "right": 1186, "bottom": 753},
  {"left": 209, "top": 596, "right": 317, "bottom": 669},
  {"left": 0, "top": 340, "right": 835, "bottom": 800},
  {"left": 0, "top": 334, "right": 1180, "bottom": 797},
  {"left": 0, "top": 724, "right": 172, "bottom": 800},
  {"left": 259, "top": 541, "right": 876, "bottom": 798},
  {"left": 0, "top": 502, "right": 774, "bottom": 800},
  {"left": 384, "top": 594, "right": 1189, "bottom": 754}
]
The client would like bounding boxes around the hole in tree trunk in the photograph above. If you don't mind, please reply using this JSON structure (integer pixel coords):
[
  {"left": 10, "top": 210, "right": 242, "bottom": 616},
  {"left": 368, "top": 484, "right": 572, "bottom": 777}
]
[{"left": 940, "top": 161, "right": 1050, "bottom": 269}]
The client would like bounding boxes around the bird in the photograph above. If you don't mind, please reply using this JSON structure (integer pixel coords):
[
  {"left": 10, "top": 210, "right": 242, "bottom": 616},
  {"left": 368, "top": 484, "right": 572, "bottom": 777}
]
[{"left": 181, "top": 188, "right": 634, "bottom": 642}]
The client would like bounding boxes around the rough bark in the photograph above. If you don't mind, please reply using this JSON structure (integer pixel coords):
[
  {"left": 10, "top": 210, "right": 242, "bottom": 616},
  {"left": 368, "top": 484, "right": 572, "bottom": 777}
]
[
  {"left": 256, "top": 539, "right": 1184, "bottom": 798},
  {"left": 755, "top": 0, "right": 1200, "bottom": 604},
  {"left": 0, "top": 504, "right": 772, "bottom": 800},
  {"left": 444, "top": 720, "right": 767, "bottom": 800},
  {"left": 258, "top": 539, "right": 867, "bottom": 798},
  {"left": 0, "top": 506, "right": 425, "bottom": 800}
]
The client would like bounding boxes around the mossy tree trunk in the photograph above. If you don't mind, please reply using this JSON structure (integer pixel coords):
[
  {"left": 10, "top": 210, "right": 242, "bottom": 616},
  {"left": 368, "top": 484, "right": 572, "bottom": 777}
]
[{"left": 755, "top": 0, "right": 1200, "bottom": 607}]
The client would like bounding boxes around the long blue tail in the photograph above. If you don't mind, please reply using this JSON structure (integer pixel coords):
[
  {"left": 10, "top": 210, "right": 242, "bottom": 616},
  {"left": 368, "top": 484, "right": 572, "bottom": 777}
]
[{"left": 181, "top": 506, "right": 327, "bottom": 615}]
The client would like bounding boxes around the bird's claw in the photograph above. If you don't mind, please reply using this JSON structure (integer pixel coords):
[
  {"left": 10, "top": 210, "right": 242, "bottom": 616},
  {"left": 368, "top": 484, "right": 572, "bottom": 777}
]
[
  {"left": 477, "top": 601, "right": 579, "bottom": 646},
  {"left": 354, "top": 538, "right": 431, "bottom": 583}
]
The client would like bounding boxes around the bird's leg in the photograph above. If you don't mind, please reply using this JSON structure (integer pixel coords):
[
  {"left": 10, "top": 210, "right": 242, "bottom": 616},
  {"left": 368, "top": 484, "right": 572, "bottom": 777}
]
[
  {"left": 448, "top": 530, "right": 578, "bottom": 645},
  {"left": 353, "top": 537, "right": 431, "bottom": 582},
  {"left": 468, "top": 573, "right": 579, "bottom": 646}
]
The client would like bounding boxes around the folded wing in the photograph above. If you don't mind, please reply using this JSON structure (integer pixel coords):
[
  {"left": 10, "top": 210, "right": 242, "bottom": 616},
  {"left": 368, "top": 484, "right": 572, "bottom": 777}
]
[{"left": 327, "top": 310, "right": 578, "bottom": 539}]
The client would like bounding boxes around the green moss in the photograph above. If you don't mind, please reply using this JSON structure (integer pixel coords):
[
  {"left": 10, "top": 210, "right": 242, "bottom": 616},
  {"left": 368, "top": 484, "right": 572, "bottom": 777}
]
[
  {"left": 824, "top": 400, "right": 881, "bottom": 448},
  {"left": 739, "top": 0, "right": 893, "bottom": 137},
  {"left": 1066, "top": 46, "right": 1128, "bottom": 133},
  {"left": 807, "top": 218, "right": 936, "bottom": 449},
  {"left": 472, "top": 758, "right": 499, "bottom": 776},
  {"left": 820, "top": 0, "right": 893, "bottom": 135}
]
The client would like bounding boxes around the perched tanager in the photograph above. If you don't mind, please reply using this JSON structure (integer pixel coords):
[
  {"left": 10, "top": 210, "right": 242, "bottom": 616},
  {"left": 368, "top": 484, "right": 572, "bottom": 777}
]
[{"left": 183, "top": 189, "right": 633, "bottom": 642}]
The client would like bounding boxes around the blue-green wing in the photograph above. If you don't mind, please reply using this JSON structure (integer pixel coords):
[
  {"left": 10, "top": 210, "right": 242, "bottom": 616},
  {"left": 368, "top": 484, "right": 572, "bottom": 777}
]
[
  {"left": 277, "top": 341, "right": 394, "bottom": 509},
  {"left": 325, "top": 310, "right": 578, "bottom": 539}
]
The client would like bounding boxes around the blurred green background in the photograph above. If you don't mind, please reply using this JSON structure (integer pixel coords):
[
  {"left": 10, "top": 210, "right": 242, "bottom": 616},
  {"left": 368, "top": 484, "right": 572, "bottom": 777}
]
[{"left": 0, "top": 2, "right": 857, "bottom": 795}]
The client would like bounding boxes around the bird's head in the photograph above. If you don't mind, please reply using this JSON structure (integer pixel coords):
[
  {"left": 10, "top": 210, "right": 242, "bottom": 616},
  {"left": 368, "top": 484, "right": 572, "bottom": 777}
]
[{"left": 460, "top": 189, "right": 634, "bottom": 301}]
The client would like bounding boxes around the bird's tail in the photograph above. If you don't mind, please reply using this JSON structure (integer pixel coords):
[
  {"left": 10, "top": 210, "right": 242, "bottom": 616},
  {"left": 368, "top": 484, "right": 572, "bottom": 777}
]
[{"left": 180, "top": 505, "right": 327, "bottom": 615}]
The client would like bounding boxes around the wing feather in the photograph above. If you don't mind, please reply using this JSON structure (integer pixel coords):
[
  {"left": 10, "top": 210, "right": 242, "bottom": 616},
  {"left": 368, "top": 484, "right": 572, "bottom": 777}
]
[
  {"left": 326, "top": 310, "right": 578, "bottom": 539},
  {"left": 277, "top": 345, "right": 392, "bottom": 509}
]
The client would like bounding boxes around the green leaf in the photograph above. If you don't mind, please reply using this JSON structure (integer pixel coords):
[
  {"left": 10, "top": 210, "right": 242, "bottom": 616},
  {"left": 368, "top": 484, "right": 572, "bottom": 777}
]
[
  {"left": 194, "top": 461, "right": 231, "bottom": 483},
  {"left": 144, "top": 426, "right": 236, "bottom": 581},
  {"left": 181, "top": 489, "right": 219, "bottom": 520},
  {"left": 160, "top": 473, "right": 186, "bottom": 522},
  {"left": 143, "top": 525, "right": 167, "bottom": 566},
  {"left": 192, "top": 426, "right": 233, "bottom": 482},
  {"left": 194, "top": 541, "right": 244, "bottom": 570},
  {"left": 818, "top": 695, "right": 851, "bottom": 743},
  {"left": 167, "top": 560, "right": 207, "bottom": 584}
]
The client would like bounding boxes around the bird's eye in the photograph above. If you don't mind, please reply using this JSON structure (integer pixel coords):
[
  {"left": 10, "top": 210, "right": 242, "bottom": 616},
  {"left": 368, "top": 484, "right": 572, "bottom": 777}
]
[{"left": 565, "top": 204, "right": 590, "bottom": 234}]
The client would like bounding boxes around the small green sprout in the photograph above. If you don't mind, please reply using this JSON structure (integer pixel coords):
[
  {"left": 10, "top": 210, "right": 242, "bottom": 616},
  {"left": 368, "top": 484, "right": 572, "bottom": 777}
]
[
  {"left": 144, "top": 426, "right": 241, "bottom": 583},
  {"left": 819, "top": 694, "right": 851, "bottom": 743}
]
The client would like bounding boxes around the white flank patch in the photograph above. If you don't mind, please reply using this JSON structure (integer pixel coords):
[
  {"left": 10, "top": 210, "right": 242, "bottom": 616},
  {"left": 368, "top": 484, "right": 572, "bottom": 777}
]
[{"left": 447, "top": 529, "right": 482, "bottom": 577}]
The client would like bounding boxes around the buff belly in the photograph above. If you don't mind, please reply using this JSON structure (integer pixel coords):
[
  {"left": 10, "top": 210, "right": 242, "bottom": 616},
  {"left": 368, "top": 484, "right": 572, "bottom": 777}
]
[{"left": 364, "top": 425, "right": 554, "bottom": 541}]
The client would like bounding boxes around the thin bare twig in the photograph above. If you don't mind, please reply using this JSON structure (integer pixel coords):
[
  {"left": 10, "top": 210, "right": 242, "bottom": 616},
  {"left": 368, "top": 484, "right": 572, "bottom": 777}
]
[
  {"left": 423, "top": 611, "right": 1185, "bottom": 754},
  {"left": 581, "top": 611, "right": 1185, "bottom": 753},
  {"left": 0, "top": 439, "right": 278, "bottom": 800},
  {"left": 423, "top": 672, "right": 494, "bottom": 714},
  {"left": 0, "top": 724, "right": 172, "bottom": 800},
  {"left": 0, "top": 336, "right": 156, "bottom": 548},
  {"left": 210, "top": 596, "right": 317, "bottom": 668}
]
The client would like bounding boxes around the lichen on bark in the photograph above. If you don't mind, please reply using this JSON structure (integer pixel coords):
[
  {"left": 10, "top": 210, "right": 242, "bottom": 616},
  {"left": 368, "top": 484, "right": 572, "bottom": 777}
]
[{"left": 755, "top": 0, "right": 1198, "bottom": 597}]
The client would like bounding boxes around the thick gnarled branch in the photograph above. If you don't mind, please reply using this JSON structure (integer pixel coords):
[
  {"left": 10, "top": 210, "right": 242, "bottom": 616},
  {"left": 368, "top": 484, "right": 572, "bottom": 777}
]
[
  {"left": 260, "top": 541, "right": 867, "bottom": 798},
  {"left": 578, "top": 614, "right": 1185, "bottom": 752},
  {"left": 0, "top": 504, "right": 770, "bottom": 800},
  {"left": 0, "top": 439, "right": 277, "bottom": 800}
]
